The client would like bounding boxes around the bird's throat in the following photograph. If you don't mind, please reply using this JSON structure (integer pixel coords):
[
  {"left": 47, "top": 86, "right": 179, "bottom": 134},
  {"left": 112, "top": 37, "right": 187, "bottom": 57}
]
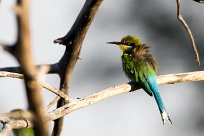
[{"left": 119, "top": 45, "right": 131, "bottom": 52}]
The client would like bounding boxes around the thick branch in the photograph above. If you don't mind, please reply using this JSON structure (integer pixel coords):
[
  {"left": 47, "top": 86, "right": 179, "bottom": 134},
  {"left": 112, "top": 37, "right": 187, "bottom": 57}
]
[
  {"left": 176, "top": 0, "right": 200, "bottom": 65},
  {"left": 13, "top": 0, "right": 49, "bottom": 135},
  {"left": 3, "top": 70, "right": 204, "bottom": 129},
  {"left": 48, "top": 70, "right": 204, "bottom": 120},
  {"left": 53, "top": 0, "right": 104, "bottom": 135},
  {"left": 55, "top": 0, "right": 104, "bottom": 94}
]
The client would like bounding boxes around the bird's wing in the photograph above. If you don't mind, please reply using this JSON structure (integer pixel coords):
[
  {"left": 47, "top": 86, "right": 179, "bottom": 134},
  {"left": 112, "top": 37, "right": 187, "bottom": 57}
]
[
  {"left": 122, "top": 54, "right": 156, "bottom": 96},
  {"left": 134, "top": 58, "right": 158, "bottom": 96}
]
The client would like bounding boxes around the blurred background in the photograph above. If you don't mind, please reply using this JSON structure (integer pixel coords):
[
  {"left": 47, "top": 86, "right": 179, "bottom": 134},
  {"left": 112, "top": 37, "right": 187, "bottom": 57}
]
[{"left": 0, "top": 0, "right": 204, "bottom": 136}]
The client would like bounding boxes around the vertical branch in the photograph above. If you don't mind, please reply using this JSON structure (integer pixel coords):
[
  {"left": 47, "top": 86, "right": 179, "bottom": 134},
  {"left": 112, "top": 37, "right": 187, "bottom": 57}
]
[
  {"left": 176, "top": 0, "right": 200, "bottom": 65},
  {"left": 52, "top": 0, "right": 104, "bottom": 135},
  {"left": 14, "top": 0, "right": 49, "bottom": 136}
]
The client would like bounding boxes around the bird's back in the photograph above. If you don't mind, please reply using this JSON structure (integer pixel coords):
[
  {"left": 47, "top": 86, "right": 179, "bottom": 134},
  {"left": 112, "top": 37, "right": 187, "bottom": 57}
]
[{"left": 121, "top": 44, "right": 158, "bottom": 96}]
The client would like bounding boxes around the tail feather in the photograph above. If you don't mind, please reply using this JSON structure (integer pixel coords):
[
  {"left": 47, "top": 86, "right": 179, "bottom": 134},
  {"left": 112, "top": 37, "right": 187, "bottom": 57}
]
[
  {"left": 161, "top": 110, "right": 172, "bottom": 124},
  {"left": 147, "top": 77, "right": 172, "bottom": 124}
]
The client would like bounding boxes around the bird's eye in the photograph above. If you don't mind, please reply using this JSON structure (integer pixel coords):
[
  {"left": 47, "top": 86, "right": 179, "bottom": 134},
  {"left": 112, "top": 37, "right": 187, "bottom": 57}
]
[{"left": 128, "top": 43, "right": 135, "bottom": 46}]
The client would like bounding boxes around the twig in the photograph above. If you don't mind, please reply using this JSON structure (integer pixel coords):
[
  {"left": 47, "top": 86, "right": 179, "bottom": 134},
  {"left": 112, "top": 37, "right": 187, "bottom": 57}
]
[
  {"left": 4, "top": 70, "right": 204, "bottom": 129},
  {"left": 0, "top": 63, "right": 59, "bottom": 74},
  {"left": 0, "top": 71, "right": 69, "bottom": 100},
  {"left": 52, "top": 0, "right": 104, "bottom": 135},
  {"left": 176, "top": 0, "right": 200, "bottom": 65},
  {"left": 45, "top": 96, "right": 61, "bottom": 111},
  {"left": 0, "top": 71, "right": 23, "bottom": 79},
  {"left": 42, "top": 82, "right": 70, "bottom": 100}
]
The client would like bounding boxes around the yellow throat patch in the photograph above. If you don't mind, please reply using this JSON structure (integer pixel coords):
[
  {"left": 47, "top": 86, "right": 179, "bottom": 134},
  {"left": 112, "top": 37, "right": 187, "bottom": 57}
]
[{"left": 119, "top": 45, "right": 129, "bottom": 52}]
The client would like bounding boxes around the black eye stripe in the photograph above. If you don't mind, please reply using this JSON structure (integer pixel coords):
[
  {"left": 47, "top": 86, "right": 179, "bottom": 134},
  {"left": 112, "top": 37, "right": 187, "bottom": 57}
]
[{"left": 129, "top": 43, "right": 135, "bottom": 46}]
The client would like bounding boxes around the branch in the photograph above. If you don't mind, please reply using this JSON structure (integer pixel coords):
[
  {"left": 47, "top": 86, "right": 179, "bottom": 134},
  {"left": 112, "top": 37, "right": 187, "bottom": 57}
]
[
  {"left": 0, "top": 116, "right": 12, "bottom": 136},
  {"left": 12, "top": 0, "right": 49, "bottom": 135},
  {"left": 0, "top": 124, "right": 12, "bottom": 136},
  {"left": 4, "top": 70, "right": 204, "bottom": 129},
  {"left": 176, "top": 0, "right": 200, "bottom": 65},
  {"left": 48, "top": 70, "right": 204, "bottom": 120},
  {"left": 46, "top": 97, "right": 61, "bottom": 111},
  {"left": 0, "top": 63, "right": 59, "bottom": 74},
  {"left": 0, "top": 71, "right": 69, "bottom": 101},
  {"left": 52, "top": 0, "right": 104, "bottom": 135}
]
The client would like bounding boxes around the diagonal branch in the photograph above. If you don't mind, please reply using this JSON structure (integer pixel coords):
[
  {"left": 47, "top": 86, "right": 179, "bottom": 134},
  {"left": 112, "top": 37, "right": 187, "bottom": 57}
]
[
  {"left": 2, "top": 70, "right": 204, "bottom": 130},
  {"left": 52, "top": 0, "right": 104, "bottom": 135},
  {"left": 0, "top": 71, "right": 69, "bottom": 101},
  {"left": 176, "top": 0, "right": 200, "bottom": 65},
  {"left": 48, "top": 70, "right": 204, "bottom": 121}
]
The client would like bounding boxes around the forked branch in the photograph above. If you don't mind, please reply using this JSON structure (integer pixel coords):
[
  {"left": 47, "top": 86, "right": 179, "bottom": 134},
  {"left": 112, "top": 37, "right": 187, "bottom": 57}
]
[{"left": 52, "top": 0, "right": 104, "bottom": 135}]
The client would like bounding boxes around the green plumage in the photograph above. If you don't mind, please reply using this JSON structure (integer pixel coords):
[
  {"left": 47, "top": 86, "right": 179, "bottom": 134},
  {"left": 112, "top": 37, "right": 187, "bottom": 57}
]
[
  {"left": 108, "top": 35, "right": 172, "bottom": 124},
  {"left": 121, "top": 43, "right": 157, "bottom": 96}
]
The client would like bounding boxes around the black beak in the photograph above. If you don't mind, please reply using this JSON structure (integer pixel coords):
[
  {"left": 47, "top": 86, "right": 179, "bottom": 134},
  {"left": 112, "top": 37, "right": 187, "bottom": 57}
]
[{"left": 107, "top": 41, "right": 122, "bottom": 45}]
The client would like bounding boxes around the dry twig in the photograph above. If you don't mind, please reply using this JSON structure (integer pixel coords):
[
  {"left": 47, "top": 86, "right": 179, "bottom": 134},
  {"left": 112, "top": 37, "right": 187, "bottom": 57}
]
[
  {"left": 0, "top": 71, "right": 69, "bottom": 100},
  {"left": 46, "top": 97, "right": 61, "bottom": 111},
  {"left": 176, "top": 0, "right": 200, "bottom": 65}
]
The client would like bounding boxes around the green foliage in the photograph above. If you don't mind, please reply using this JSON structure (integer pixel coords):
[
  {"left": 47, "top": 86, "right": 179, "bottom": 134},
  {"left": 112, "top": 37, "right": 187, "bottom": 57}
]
[{"left": 13, "top": 128, "right": 35, "bottom": 136}]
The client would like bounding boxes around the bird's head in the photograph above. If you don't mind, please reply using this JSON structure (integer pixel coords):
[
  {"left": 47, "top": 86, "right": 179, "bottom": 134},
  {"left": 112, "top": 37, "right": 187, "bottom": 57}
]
[{"left": 107, "top": 35, "right": 142, "bottom": 52}]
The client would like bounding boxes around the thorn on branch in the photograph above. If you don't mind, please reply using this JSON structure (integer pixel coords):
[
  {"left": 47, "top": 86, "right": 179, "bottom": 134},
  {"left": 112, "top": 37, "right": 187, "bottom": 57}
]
[
  {"left": 77, "top": 56, "right": 82, "bottom": 60},
  {"left": 12, "top": 5, "right": 22, "bottom": 16},
  {"left": 53, "top": 38, "right": 64, "bottom": 45},
  {"left": 0, "top": 44, "right": 16, "bottom": 55}
]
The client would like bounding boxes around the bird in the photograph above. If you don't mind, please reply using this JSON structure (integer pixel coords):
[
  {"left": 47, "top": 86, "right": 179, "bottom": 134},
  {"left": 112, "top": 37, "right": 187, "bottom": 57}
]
[{"left": 107, "top": 35, "right": 172, "bottom": 124}]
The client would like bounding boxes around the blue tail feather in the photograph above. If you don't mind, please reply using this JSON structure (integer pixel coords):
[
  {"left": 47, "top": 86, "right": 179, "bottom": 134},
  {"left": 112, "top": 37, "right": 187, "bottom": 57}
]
[{"left": 147, "top": 75, "right": 172, "bottom": 124}]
